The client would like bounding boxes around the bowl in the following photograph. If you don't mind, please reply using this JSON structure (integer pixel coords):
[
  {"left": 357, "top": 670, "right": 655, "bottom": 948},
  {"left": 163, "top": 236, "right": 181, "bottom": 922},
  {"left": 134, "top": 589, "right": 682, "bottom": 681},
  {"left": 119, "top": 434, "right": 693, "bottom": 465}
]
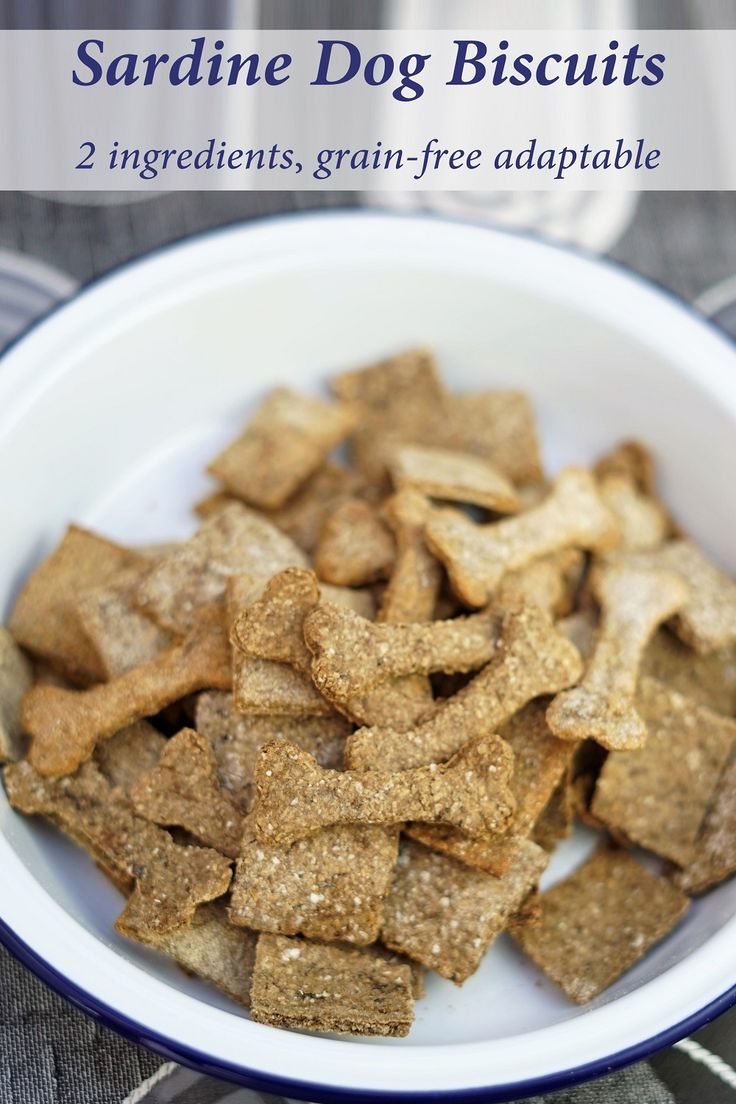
[{"left": 1, "top": 211, "right": 735, "bottom": 1103}]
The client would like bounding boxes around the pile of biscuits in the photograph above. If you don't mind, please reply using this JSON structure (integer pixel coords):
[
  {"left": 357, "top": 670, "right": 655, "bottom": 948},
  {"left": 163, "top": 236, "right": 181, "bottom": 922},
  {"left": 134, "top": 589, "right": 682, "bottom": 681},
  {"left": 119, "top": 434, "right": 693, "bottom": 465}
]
[{"left": 2, "top": 349, "right": 736, "bottom": 1037}]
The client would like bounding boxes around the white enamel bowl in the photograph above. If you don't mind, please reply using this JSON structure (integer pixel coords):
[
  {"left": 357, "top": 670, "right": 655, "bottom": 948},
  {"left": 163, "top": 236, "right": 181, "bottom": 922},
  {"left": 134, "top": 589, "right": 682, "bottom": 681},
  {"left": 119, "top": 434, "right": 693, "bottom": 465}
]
[{"left": 1, "top": 212, "right": 735, "bottom": 1103}]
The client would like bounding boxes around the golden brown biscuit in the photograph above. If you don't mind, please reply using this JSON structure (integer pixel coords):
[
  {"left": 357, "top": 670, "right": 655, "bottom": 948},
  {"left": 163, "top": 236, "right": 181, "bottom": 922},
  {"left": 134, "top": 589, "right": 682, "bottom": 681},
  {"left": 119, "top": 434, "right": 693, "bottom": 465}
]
[
  {"left": 513, "top": 846, "right": 689, "bottom": 1003},
  {"left": 445, "top": 390, "right": 543, "bottom": 486},
  {"left": 379, "top": 489, "right": 443, "bottom": 624},
  {"left": 426, "top": 469, "right": 618, "bottom": 607},
  {"left": 598, "top": 474, "right": 669, "bottom": 551},
  {"left": 94, "top": 721, "right": 166, "bottom": 790},
  {"left": 676, "top": 757, "right": 736, "bottom": 894},
  {"left": 116, "top": 899, "right": 257, "bottom": 1008},
  {"left": 406, "top": 699, "right": 575, "bottom": 875},
  {"left": 331, "top": 348, "right": 450, "bottom": 486},
  {"left": 305, "top": 603, "right": 500, "bottom": 703},
  {"left": 4, "top": 759, "right": 232, "bottom": 932},
  {"left": 0, "top": 627, "right": 32, "bottom": 763},
  {"left": 131, "top": 728, "right": 244, "bottom": 858},
  {"left": 314, "top": 500, "right": 396, "bottom": 587},
  {"left": 230, "top": 818, "right": 399, "bottom": 945},
  {"left": 642, "top": 629, "right": 736, "bottom": 716},
  {"left": 594, "top": 440, "right": 657, "bottom": 495},
  {"left": 137, "top": 503, "right": 307, "bottom": 636},
  {"left": 546, "top": 563, "right": 688, "bottom": 750},
  {"left": 208, "top": 388, "right": 358, "bottom": 510},
  {"left": 381, "top": 838, "right": 547, "bottom": 984},
  {"left": 346, "top": 603, "right": 582, "bottom": 772},
  {"left": 23, "top": 607, "right": 232, "bottom": 777},
  {"left": 251, "top": 734, "right": 515, "bottom": 846},
  {"left": 389, "top": 443, "right": 520, "bottom": 513},
  {"left": 591, "top": 678, "right": 736, "bottom": 866},
  {"left": 265, "top": 461, "right": 366, "bottom": 553},
  {"left": 9, "top": 526, "right": 144, "bottom": 683},
  {"left": 194, "top": 690, "right": 348, "bottom": 812},
  {"left": 496, "top": 550, "right": 585, "bottom": 620},
  {"left": 250, "top": 934, "right": 414, "bottom": 1037},
  {"left": 76, "top": 565, "right": 172, "bottom": 679},
  {"left": 612, "top": 540, "right": 736, "bottom": 654}
]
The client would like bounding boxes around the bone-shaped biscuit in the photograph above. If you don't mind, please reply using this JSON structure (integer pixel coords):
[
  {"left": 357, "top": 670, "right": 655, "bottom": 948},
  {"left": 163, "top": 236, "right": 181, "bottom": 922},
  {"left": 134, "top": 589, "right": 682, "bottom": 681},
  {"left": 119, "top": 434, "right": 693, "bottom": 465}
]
[
  {"left": 231, "top": 565, "right": 373, "bottom": 647},
  {"left": 379, "top": 489, "right": 442, "bottom": 623},
  {"left": 594, "top": 439, "right": 656, "bottom": 495},
  {"left": 229, "top": 566, "right": 372, "bottom": 676},
  {"left": 609, "top": 540, "right": 736, "bottom": 654},
  {"left": 496, "top": 549, "right": 584, "bottom": 619},
  {"left": 426, "top": 468, "right": 619, "bottom": 607},
  {"left": 22, "top": 607, "right": 232, "bottom": 778},
  {"left": 252, "top": 733, "right": 515, "bottom": 846},
  {"left": 348, "top": 490, "right": 438, "bottom": 727},
  {"left": 345, "top": 602, "right": 583, "bottom": 772},
  {"left": 131, "top": 728, "right": 244, "bottom": 858},
  {"left": 227, "top": 574, "right": 332, "bottom": 717},
  {"left": 304, "top": 603, "right": 500, "bottom": 702},
  {"left": 231, "top": 567, "right": 318, "bottom": 674},
  {"left": 229, "top": 570, "right": 370, "bottom": 718},
  {"left": 406, "top": 698, "right": 576, "bottom": 876},
  {"left": 546, "top": 564, "right": 688, "bottom": 750},
  {"left": 314, "top": 499, "right": 396, "bottom": 586},
  {"left": 4, "top": 759, "right": 232, "bottom": 932},
  {"left": 598, "top": 474, "right": 669, "bottom": 552}
]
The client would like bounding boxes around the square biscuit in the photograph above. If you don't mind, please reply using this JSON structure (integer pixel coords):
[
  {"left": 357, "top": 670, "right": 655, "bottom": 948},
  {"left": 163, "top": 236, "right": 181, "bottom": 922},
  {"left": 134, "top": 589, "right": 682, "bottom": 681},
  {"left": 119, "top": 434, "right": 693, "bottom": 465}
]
[
  {"left": 9, "top": 526, "right": 144, "bottom": 683},
  {"left": 331, "top": 349, "right": 450, "bottom": 486},
  {"left": 137, "top": 503, "right": 307, "bottom": 636},
  {"left": 208, "top": 389, "right": 357, "bottom": 510},
  {"left": 677, "top": 757, "right": 736, "bottom": 894},
  {"left": 642, "top": 629, "right": 736, "bottom": 717},
  {"left": 591, "top": 678, "right": 736, "bottom": 867},
  {"left": 514, "top": 846, "right": 689, "bottom": 1003},
  {"left": 250, "top": 934, "right": 414, "bottom": 1037},
  {"left": 230, "top": 818, "right": 399, "bottom": 945},
  {"left": 0, "top": 627, "right": 33, "bottom": 762},
  {"left": 381, "top": 838, "right": 547, "bottom": 984},
  {"left": 76, "top": 565, "right": 172, "bottom": 678},
  {"left": 195, "top": 690, "right": 348, "bottom": 812},
  {"left": 446, "top": 391, "right": 543, "bottom": 486},
  {"left": 117, "top": 899, "right": 257, "bottom": 1008}
]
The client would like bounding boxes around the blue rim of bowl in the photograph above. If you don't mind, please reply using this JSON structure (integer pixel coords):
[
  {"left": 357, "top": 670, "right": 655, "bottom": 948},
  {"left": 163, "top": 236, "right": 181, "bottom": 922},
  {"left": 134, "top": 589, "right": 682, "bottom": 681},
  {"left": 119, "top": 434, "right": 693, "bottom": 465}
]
[
  {"left": 2, "top": 206, "right": 736, "bottom": 1103},
  {"left": 3, "top": 914, "right": 736, "bottom": 1103}
]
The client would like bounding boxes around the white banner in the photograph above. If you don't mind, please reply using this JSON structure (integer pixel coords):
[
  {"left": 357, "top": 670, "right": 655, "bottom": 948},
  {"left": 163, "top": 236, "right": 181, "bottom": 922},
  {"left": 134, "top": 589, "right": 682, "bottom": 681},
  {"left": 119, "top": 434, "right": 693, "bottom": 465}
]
[{"left": 0, "top": 29, "right": 734, "bottom": 189}]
